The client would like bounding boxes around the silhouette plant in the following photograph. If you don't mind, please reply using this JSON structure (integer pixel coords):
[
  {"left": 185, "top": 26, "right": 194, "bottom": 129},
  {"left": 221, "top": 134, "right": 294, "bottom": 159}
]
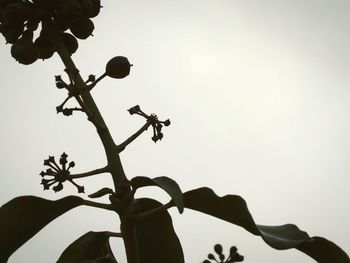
[
  {"left": 0, "top": 1, "right": 349, "bottom": 262},
  {"left": 202, "top": 244, "right": 244, "bottom": 263}
]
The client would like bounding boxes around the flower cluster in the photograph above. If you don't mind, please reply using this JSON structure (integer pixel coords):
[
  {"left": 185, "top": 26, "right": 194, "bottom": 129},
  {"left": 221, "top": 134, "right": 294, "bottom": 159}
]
[
  {"left": 203, "top": 244, "right": 244, "bottom": 263},
  {"left": 128, "top": 105, "right": 171, "bottom": 143},
  {"left": 0, "top": 0, "right": 101, "bottom": 64},
  {"left": 39, "top": 152, "right": 84, "bottom": 193}
]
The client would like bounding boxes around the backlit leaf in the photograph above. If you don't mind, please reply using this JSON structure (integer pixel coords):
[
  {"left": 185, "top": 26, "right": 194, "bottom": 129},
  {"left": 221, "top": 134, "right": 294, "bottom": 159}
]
[
  {"left": 57, "top": 231, "right": 117, "bottom": 263},
  {"left": 0, "top": 195, "right": 83, "bottom": 262},
  {"left": 183, "top": 187, "right": 349, "bottom": 262},
  {"left": 131, "top": 176, "right": 184, "bottom": 213},
  {"left": 135, "top": 198, "right": 184, "bottom": 263}
]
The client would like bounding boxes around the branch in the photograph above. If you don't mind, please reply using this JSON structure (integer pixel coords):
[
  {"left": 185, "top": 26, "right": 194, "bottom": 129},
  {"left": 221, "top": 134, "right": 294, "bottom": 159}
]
[
  {"left": 117, "top": 121, "right": 152, "bottom": 152},
  {"left": 43, "top": 19, "right": 128, "bottom": 192},
  {"left": 70, "top": 166, "right": 109, "bottom": 179}
]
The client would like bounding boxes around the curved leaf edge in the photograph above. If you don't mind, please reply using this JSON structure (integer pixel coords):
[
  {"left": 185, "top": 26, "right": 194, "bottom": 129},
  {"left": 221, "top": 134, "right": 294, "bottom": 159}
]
[
  {"left": 182, "top": 187, "right": 350, "bottom": 263},
  {"left": 131, "top": 176, "right": 184, "bottom": 214}
]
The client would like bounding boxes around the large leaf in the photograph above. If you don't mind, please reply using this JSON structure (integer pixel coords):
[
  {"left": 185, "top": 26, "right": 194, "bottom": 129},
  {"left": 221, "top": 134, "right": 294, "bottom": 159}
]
[
  {"left": 57, "top": 231, "right": 117, "bottom": 263},
  {"left": 182, "top": 187, "right": 350, "bottom": 262},
  {"left": 131, "top": 176, "right": 184, "bottom": 213},
  {"left": 135, "top": 198, "right": 185, "bottom": 263},
  {"left": 0, "top": 195, "right": 83, "bottom": 262},
  {"left": 298, "top": 237, "right": 350, "bottom": 263}
]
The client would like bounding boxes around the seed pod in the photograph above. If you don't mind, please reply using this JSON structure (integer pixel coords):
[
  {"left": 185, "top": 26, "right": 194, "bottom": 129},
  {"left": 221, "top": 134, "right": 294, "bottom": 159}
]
[
  {"left": 32, "top": 0, "right": 57, "bottom": 12},
  {"left": 3, "top": 2, "right": 30, "bottom": 25},
  {"left": 53, "top": 13, "right": 70, "bottom": 32},
  {"left": 11, "top": 33, "right": 39, "bottom": 64},
  {"left": 35, "top": 32, "right": 55, "bottom": 59},
  {"left": 26, "top": 17, "right": 40, "bottom": 31},
  {"left": 69, "top": 17, "right": 94, "bottom": 39},
  {"left": 60, "top": 32, "right": 78, "bottom": 55},
  {"left": 3, "top": 25, "right": 23, "bottom": 43},
  {"left": 76, "top": 0, "right": 93, "bottom": 16},
  {"left": 105, "top": 56, "right": 132, "bottom": 79},
  {"left": 56, "top": 0, "right": 82, "bottom": 23}
]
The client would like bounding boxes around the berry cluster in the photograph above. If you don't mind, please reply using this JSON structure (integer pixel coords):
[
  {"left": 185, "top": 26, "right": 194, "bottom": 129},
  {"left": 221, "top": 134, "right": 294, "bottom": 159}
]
[
  {"left": 203, "top": 244, "right": 244, "bottom": 263},
  {"left": 128, "top": 105, "right": 171, "bottom": 143},
  {"left": 39, "top": 152, "right": 84, "bottom": 193},
  {"left": 0, "top": 0, "right": 101, "bottom": 64}
]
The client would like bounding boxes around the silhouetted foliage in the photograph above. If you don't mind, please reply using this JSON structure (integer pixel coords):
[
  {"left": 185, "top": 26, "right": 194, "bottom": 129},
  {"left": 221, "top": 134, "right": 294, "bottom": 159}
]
[
  {"left": 202, "top": 244, "right": 244, "bottom": 263},
  {"left": 0, "top": 1, "right": 349, "bottom": 262}
]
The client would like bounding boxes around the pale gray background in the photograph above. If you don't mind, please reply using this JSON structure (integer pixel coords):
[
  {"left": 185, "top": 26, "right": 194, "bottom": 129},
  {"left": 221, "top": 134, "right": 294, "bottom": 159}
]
[{"left": 0, "top": 0, "right": 349, "bottom": 262}]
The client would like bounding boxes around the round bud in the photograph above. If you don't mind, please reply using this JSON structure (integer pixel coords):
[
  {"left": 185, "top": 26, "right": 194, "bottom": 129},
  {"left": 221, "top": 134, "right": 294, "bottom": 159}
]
[
  {"left": 214, "top": 244, "right": 223, "bottom": 255},
  {"left": 105, "top": 56, "right": 132, "bottom": 79},
  {"left": 35, "top": 32, "right": 55, "bottom": 59},
  {"left": 69, "top": 18, "right": 94, "bottom": 39},
  {"left": 88, "top": 0, "right": 101, "bottom": 18},
  {"left": 11, "top": 34, "right": 39, "bottom": 65},
  {"left": 3, "top": 25, "right": 23, "bottom": 43},
  {"left": 56, "top": 0, "right": 82, "bottom": 24},
  {"left": 60, "top": 32, "right": 78, "bottom": 55},
  {"left": 3, "top": 2, "right": 30, "bottom": 25}
]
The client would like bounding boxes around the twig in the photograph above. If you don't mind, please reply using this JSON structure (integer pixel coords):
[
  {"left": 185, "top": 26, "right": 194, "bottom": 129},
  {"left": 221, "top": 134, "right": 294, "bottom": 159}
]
[
  {"left": 117, "top": 121, "right": 152, "bottom": 152},
  {"left": 70, "top": 166, "right": 109, "bottom": 179}
]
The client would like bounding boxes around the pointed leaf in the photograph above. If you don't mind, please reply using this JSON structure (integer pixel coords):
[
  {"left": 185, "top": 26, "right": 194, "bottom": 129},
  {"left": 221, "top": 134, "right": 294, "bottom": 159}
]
[
  {"left": 57, "top": 231, "right": 117, "bottom": 263},
  {"left": 0, "top": 195, "right": 83, "bottom": 262},
  {"left": 183, "top": 187, "right": 349, "bottom": 262},
  {"left": 88, "top": 187, "right": 114, "bottom": 198},
  {"left": 298, "top": 237, "right": 350, "bottom": 263},
  {"left": 131, "top": 176, "right": 184, "bottom": 214},
  {"left": 135, "top": 198, "right": 184, "bottom": 263}
]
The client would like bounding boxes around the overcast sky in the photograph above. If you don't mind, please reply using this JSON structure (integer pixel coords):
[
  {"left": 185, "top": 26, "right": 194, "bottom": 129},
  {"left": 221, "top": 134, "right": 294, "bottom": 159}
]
[{"left": 0, "top": 0, "right": 349, "bottom": 262}]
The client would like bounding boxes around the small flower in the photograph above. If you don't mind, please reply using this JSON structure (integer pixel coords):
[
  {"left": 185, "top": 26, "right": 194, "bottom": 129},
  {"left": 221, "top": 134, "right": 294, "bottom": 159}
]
[
  {"left": 55, "top": 75, "right": 63, "bottom": 82},
  {"left": 56, "top": 105, "right": 64, "bottom": 113},
  {"left": 62, "top": 108, "right": 73, "bottom": 116},
  {"left": 87, "top": 74, "right": 96, "bottom": 82},
  {"left": 163, "top": 119, "right": 171, "bottom": 126},
  {"left": 39, "top": 153, "right": 84, "bottom": 193},
  {"left": 203, "top": 244, "right": 244, "bottom": 263},
  {"left": 55, "top": 81, "right": 67, "bottom": 89},
  {"left": 127, "top": 105, "right": 171, "bottom": 143}
]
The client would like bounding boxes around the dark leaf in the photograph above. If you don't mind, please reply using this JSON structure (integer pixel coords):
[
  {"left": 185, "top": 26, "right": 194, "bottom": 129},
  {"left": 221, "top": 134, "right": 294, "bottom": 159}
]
[
  {"left": 135, "top": 198, "right": 184, "bottom": 263},
  {"left": 88, "top": 187, "right": 114, "bottom": 198},
  {"left": 298, "top": 237, "right": 350, "bottom": 263},
  {"left": 57, "top": 231, "right": 117, "bottom": 263},
  {"left": 183, "top": 187, "right": 349, "bottom": 262},
  {"left": 0, "top": 195, "right": 83, "bottom": 262},
  {"left": 131, "top": 176, "right": 184, "bottom": 214}
]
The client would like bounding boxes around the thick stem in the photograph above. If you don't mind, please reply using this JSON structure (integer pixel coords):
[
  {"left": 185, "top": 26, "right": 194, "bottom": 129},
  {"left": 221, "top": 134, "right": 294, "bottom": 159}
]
[
  {"left": 43, "top": 20, "right": 128, "bottom": 193},
  {"left": 121, "top": 217, "right": 140, "bottom": 263}
]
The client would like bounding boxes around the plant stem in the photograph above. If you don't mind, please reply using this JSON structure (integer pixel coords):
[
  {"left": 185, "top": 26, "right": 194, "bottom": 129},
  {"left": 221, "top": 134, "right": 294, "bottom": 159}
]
[
  {"left": 117, "top": 121, "right": 152, "bottom": 152},
  {"left": 121, "top": 216, "right": 140, "bottom": 263},
  {"left": 70, "top": 166, "right": 109, "bottom": 179},
  {"left": 43, "top": 20, "right": 128, "bottom": 193}
]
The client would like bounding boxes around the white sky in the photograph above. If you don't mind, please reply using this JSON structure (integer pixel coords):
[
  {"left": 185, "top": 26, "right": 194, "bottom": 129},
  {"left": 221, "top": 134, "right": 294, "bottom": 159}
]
[{"left": 0, "top": 0, "right": 349, "bottom": 262}]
